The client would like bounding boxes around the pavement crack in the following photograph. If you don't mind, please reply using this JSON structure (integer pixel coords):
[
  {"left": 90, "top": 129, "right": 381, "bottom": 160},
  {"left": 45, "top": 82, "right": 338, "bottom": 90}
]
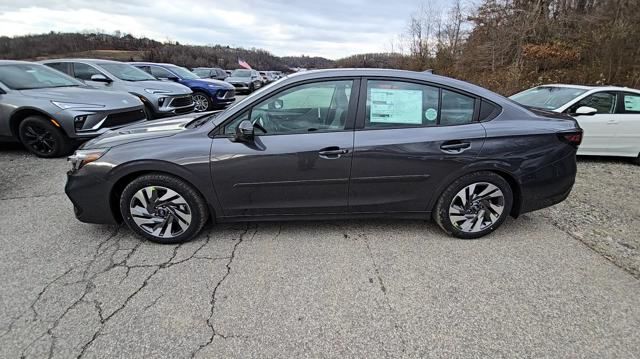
[
  {"left": 191, "top": 224, "right": 254, "bottom": 358},
  {"left": 361, "top": 231, "right": 407, "bottom": 355}
]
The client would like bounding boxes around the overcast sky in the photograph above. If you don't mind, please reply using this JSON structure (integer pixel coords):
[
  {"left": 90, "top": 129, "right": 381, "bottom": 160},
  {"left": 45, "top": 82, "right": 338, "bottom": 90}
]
[{"left": 0, "top": 0, "right": 438, "bottom": 59}]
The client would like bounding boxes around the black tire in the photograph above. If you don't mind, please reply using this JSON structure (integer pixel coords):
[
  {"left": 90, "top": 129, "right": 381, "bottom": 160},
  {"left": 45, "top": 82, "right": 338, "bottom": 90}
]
[
  {"left": 18, "top": 116, "right": 74, "bottom": 158},
  {"left": 633, "top": 154, "right": 640, "bottom": 165},
  {"left": 192, "top": 91, "right": 213, "bottom": 112},
  {"left": 433, "top": 171, "right": 513, "bottom": 239},
  {"left": 249, "top": 83, "right": 255, "bottom": 93},
  {"left": 143, "top": 104, "right": 155, "bottom": 120},
  {"left": 119, "top": 174, "right": 209, "bottom": 244}
]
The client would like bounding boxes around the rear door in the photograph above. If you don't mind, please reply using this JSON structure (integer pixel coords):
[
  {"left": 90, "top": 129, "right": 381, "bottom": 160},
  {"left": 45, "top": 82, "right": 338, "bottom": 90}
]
[
  {"left": 615, "top": 92, "right": 640, "bottom": 157},
  {"left": 210, "top": 78, "right": 359, "bottom": 217},
  {"left": 348, "top": 79, "right": 487, "bottom": 214}
]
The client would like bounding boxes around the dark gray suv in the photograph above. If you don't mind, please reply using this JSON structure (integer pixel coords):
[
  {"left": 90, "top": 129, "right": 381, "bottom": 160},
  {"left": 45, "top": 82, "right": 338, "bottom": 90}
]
[
  {"left": 65, "top": 69, "right": 582, "bottom": 243},
  {"left": 0, "top": 61, "right": 146, "bottom": 157}
]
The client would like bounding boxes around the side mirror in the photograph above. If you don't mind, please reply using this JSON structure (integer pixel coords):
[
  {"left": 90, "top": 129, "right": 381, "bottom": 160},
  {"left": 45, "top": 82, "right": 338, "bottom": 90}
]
[
  {"left": 90, "top": 74, "right": 112, "bottom": 83},
  {"left": 573, "top": 106, "right": 597, "bottom": 116},
  {"left": 234, "top": 120, "right": 254, "bottom": 142}
]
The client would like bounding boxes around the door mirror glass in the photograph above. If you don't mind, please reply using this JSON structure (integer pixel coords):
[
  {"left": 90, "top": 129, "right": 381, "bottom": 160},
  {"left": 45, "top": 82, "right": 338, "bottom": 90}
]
[
  {"left": 90, "top": 74, "right": 111, "bottom": 83},
  {"left": 573, "top": 106, "right": 597, "bottom": 116},
  {"left": 234, "top": 120, "right": 254, "bottom": 142}
]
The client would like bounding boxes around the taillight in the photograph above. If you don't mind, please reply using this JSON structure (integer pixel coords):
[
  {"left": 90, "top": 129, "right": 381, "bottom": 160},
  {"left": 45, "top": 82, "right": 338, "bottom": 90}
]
[{"left": 558, "top": 131, "right": 583, "bottom": 147}]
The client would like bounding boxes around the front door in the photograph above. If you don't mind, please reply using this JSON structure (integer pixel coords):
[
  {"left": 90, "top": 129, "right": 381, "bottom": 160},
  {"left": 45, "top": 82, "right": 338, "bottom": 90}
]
[
  {"left": 349, "top": 79, "right": 487, "bottom": 213},
  {"left": 568, "top": 91, "right": 619, "bottom": 155},
  {"left": 210, "top": 79, "right": 358, "bottom": 217}
]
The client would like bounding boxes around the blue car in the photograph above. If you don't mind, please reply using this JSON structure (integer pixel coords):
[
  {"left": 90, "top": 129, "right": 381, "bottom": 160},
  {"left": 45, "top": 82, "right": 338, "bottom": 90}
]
[{"left": 130, "top": 62, "right": 235, "bottom": 112}]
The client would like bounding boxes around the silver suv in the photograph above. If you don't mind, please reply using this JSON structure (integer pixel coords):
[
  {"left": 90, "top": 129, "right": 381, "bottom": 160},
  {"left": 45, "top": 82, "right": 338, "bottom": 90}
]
[
  {"left": 0, "top": 60, "right": 146, "bottom": 157},
  {"left": 41, "top": 59, "right": 194, "bottom": 119}
]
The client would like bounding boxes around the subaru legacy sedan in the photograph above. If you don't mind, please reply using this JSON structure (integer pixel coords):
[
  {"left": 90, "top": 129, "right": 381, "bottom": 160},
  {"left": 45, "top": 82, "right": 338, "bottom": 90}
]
[
  {"left": 0, "top": 61, "right": 146, "bottom": 157},
  {"left": 65, "top": 69, "right": 582, "bottom": 243}
]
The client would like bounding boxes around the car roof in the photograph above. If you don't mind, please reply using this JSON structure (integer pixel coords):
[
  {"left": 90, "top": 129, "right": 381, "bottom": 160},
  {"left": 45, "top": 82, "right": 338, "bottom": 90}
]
[
  {"left": 39, "top": 58, "right": 125, "bottom": 64},
  {"left": 0, "top": 60, "right": 44, "bottom": 65},
  {"left": 535, "top": 83, "right": 640, "bottom": 93},
  {"left": 129, "top": 62, "right": 180, "bottom": 67}
]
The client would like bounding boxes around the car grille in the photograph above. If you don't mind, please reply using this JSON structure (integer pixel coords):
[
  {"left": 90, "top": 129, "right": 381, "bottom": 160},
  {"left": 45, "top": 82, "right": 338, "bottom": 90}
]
[
  {"left": 103, "top": 109, "right": 146, "bottom": 128},
  {"left": 231, "top": 83, "right": 246, "bottom": 88},
  {"left": 218, "top": 89, "right": 236, "bottom": 99},
  {"left": 170, "top": 96, "right": 194, "bottom": 108}
]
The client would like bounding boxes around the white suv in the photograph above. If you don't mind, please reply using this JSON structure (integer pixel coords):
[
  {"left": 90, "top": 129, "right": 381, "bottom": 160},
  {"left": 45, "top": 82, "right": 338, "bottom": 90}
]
[{"left": 510, "top": 85, "right": 640, "bottom": 163}]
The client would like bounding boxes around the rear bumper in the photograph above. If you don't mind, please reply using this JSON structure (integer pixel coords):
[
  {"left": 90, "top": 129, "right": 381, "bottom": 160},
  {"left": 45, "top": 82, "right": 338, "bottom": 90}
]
[
  {"left": 519, "top": 152, "right": 577, "bottom": 214},
  {"left": 65, "top": 170, "right": 119, "bottom": 224}
]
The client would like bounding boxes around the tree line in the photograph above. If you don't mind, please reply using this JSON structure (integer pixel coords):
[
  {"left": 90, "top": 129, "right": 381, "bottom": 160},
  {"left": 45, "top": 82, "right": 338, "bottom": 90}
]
[{"left": 1, "top": 0, "right": 638, "bottom": 95}]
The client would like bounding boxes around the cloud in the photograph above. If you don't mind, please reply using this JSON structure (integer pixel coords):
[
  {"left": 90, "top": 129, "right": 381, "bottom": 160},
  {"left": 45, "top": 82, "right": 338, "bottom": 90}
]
[{"left": 0, "top": 0, "right": 429, "bottom": 58}]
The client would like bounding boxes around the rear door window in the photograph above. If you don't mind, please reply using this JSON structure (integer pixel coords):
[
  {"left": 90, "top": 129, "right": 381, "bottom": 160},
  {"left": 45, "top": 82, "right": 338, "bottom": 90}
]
[
  {"left": 440, "top": 89, "right": 475, "bottom": 125},
  {"left": 364, "top": 80, "right": 439, "bottom": 129},
  {"left": 621, "top": 93, "right": 640, "bottom": 114}
]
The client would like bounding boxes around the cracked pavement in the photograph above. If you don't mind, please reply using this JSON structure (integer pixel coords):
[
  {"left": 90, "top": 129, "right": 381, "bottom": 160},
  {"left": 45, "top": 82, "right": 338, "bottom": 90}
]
[{"left": 1, "top": 144, "right": 639, "bottom": 358}]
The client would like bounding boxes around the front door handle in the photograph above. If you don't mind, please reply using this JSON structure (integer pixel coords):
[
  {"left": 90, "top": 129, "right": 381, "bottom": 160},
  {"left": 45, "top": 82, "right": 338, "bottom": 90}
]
[
  {"left": 319, "top": 146, "right": 349, "bottom": 159},
  {"left": 440, "top": 141, "right": 471, "bottom": 153},
  {"left": 607, "top": 120, "right": 618, "bottom": 125}
]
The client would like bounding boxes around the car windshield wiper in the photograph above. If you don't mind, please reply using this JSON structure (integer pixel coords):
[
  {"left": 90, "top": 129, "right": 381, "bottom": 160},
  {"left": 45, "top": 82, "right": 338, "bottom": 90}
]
[{"left": 187, "top": 113, "right": 219, "bottom": 128}]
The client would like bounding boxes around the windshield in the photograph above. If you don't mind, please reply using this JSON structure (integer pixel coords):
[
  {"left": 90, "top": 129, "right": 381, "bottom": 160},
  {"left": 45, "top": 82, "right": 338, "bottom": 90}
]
[
  {"left": 169, "top": 66, "right": 199, "bottom": 80},
  {"left": 0, "top": 63, "right": 81, "bottom": 90},
  {"left": 193, "top": 69, "right": 210, "bottom": 78},
  {"left": 98, "top": 63, "right": 156, "bottom": 81},
  {"left": 509, "top": 86, "right": 587, "bottom": 110},
  {"left": 231, "top": 69, "right": 251, "bottom": 77}
]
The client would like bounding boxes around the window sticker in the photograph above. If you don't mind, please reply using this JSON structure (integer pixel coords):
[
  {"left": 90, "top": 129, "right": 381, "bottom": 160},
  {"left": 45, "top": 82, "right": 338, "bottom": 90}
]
[
  {"left": 624, "top": 95, "right": 640, "bottom": 111},
  {"left": 425, "top": 108, "right": 438, "bottom": 122},
  {"left": 370, "top": 88, "right": 422, "bottom": 124}
]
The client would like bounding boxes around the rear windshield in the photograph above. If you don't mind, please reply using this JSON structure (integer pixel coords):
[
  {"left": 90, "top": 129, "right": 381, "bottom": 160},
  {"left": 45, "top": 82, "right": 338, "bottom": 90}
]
[
  {"left": 0, "top": 63, "right": 81, "bottom": 90},
  {"left": 509, "top": 86, "right": 587, "bottom": 110},
  {"left": 98, "top": 63, "right": 156, "bottom": 81}
]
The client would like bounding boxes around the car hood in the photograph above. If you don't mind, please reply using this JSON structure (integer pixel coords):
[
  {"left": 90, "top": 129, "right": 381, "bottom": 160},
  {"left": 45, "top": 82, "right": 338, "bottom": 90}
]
[
  {"left": 184, "top": 78, "right": 234, "bottom": 89},
  {"left": 225, "top": 76, "right": 251, "bottom": 83},
  {"left": 123, "top": 80, "right": 192, "bottom": 94},
  {"left": 19, "top": 87, "right": 141, "bottom": 107},
  {"left": 81, "top": 112, "right": 205, "bottom": 149}
]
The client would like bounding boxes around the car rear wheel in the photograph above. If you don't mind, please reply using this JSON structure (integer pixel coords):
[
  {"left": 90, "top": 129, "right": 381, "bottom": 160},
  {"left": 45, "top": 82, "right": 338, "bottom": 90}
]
[
  {"left": 193, "top": 92, "right": 212, "bottom": 112},
  {"left": 433, "top": 171, "right": 513, "bottom": 239},
  {"left": 18, "top": 116, "right": 74, "bottom": 158},
  {"left": 120, "top": 174, "right": 208, "bottom": 244}
]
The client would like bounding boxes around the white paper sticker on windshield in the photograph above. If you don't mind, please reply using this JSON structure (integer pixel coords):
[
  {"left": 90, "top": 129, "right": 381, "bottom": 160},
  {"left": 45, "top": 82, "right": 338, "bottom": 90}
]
[{"left": 370, "top": 89, "right": 422, "bottom": 124}]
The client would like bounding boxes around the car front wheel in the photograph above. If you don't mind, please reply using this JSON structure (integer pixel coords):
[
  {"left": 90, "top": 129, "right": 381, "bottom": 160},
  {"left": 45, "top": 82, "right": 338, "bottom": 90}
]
[
  {"left": 120, "top": 174, "right": 209, "bottom": 244},
  {"left": 18, "top": 115, "right": 74, "bottom": 158},
  {"left": 433, "top": 171, "right": 513, "bottom": 239},
  {"left": 192, "top": 92, "right": 212, "bottom": 112}
]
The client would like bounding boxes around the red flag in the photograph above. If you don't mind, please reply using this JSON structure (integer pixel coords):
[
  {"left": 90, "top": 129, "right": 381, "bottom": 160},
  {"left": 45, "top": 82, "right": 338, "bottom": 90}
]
[{"left": 238, "top": 58, "right": 252, "bottom": 69}]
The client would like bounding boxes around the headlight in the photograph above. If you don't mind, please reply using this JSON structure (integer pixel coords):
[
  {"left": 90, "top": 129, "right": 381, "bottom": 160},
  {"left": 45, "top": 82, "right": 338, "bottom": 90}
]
[
  {"left": 51, "top": 101, "right": 105, "bottom": 110},
  {"left": 68, "top": 149, "right": 109, "bottom": 171},
  {"left": 145, "top": 88, "right": 171, "bottom": 94}
]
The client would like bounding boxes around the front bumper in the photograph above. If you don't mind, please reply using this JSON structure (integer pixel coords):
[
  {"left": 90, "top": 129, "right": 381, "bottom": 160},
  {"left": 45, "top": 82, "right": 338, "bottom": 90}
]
[
  {"left": 65, "top": 168, "right": 119, "bottom": 224},
  {"left": 59, "top": 105, "right": 146, "bottom": 139},
  {"left": 143, "top": 94, "right": 195, "bottom": 117},
  {"left": 228, "top": 83, "right": 251, "bottom": 92}
]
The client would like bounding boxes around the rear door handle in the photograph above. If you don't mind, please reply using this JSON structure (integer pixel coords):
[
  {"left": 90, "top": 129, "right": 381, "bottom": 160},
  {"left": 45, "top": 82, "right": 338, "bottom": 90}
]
[
  {"left": 319, "top": 146, "right": 349, "bottom": 158},
  {"left": 440, "top": 141, "right": 471, "bottom": 153}
]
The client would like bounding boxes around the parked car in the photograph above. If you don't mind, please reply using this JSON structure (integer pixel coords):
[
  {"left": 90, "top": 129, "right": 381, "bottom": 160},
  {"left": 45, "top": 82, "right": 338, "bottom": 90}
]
[
  {"left": 225, "top": 70, "right": 232, "bottom": 76},
  {"left": 192, "top": 67, "right": 228, "bottom": 81},
  {"left": 130, "top": 62, "right": 235, "bottom": 112},
  {"left": 41, "top": 59, "right": 194, "bottom": 119},
  {"left": 0, "top": 60, "right": 146, "bottom": 157},
  {"left": 65, "top": 69, "right": 582, "bottom": 243},
  {"left": 510, "top": 85, "right": 640, "bottom": 163},
  {"left": 224, "top": 69, "right": 263, "bottom": 94}
]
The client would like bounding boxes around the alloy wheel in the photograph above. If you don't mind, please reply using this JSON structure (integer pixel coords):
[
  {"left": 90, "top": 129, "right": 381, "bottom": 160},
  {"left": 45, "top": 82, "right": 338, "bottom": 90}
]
[
  {"left": 193, "top": 94, "right": 209, "bottom": 112},
  {"left": 22, "top": 124, "right": 56, "bottom": 155},
  {"left": 448, "top": 182, "right": 505, "bottom": 233},
  {"left": 129, "top": 186, "right": 192, "bottom": 238}
]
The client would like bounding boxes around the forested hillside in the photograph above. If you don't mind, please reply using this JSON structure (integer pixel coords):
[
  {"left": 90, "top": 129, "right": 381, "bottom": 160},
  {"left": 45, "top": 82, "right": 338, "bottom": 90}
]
[{"left": 1, "top": 0, "right": 638, "bottom": 95}]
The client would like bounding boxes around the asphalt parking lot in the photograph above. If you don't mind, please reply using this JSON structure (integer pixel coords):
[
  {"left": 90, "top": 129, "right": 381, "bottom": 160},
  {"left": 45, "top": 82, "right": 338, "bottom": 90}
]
[{"left": 0, "top": 143, "right": 639, "bottom": 358}]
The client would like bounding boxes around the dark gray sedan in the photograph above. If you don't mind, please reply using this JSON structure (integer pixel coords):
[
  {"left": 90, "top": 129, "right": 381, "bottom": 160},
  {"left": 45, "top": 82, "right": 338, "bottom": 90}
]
[{"left": 65, "top": 69, "right": 582, "bottom": 243}]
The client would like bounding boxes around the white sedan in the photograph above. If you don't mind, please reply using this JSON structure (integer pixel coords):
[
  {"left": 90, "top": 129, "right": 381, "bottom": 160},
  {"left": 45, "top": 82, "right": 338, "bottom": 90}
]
[{"left": 510, "top": 85, "right": 640, "bottom": 164}]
